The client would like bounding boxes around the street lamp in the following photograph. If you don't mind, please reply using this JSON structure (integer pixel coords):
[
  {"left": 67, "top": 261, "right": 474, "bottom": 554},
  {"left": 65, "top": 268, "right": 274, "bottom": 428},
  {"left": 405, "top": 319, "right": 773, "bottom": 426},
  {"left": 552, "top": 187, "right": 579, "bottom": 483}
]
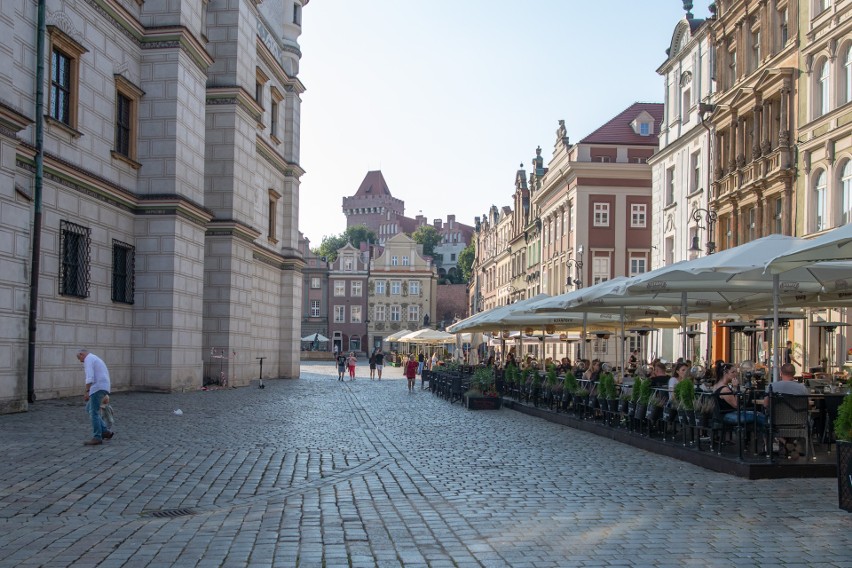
[
  {"left": 689, "top": 207, "right": 718, "bottom": 255},
  {"left": 565, "top": 244, "right": 584, "bottom": 289},
  {"left": 503, "top": 285, "right": 516, "bottom": 305}
]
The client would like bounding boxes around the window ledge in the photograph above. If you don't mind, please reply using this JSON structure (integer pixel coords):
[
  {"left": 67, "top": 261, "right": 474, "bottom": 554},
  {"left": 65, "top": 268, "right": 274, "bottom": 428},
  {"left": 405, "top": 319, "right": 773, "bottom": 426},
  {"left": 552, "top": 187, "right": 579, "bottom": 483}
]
[
  {"left": 111, "top": 150, "right": 142, "bottom": 170},
  {"left": 664, "top": 201, "right": 678, "bottom": 211},
  {"left": 686, "top": 187, "right": 704, "bottom": 199},
  {"left": 45, "top": 115, "right": 82, "bottom": 138}
]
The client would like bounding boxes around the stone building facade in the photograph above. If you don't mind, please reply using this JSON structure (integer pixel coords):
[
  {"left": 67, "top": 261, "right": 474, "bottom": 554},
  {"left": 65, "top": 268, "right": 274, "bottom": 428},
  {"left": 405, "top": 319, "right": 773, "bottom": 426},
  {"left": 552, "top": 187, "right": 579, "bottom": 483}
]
[
  {"left": 327, "top": 243, "right": 369, "bottom": 355},
  {"left": 0, "top": 0, "right": 309, "bottom": 412},
  {"left": 367, "top": 233, "right": 437, "bottom": 351}
]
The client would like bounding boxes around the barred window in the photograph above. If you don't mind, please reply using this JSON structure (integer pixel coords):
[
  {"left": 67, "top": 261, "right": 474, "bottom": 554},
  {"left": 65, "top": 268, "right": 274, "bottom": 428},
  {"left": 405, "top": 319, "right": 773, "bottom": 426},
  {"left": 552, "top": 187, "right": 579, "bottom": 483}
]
[
  {"left": 111, "top": 239, "right": 135, "bottom": 304},
  {"left": 60, "top": 220, "right": 90, "bottom": 298}
]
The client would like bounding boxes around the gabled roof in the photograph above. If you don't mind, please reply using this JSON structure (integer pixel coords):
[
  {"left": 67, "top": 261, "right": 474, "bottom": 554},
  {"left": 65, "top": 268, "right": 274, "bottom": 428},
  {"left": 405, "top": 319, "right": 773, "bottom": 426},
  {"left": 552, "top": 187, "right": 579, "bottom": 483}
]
[
  {"left": 354, "top": 170, "right": 392, "bottom": 197},
  {"left": 579, "top": 102, "right": 664, "bottom": 145}
]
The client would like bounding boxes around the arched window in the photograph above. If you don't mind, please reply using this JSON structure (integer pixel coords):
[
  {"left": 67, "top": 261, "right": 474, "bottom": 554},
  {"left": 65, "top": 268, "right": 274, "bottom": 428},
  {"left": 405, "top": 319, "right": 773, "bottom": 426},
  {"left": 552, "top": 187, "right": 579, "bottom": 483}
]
[
  {"left": 817, "top": 59, "right": 830, "bottom": 117},
  {"left": 844, "top": 45, "right": 852, "bottom": 105},
  {"left": 813, "top": 170, "right": 827, "bottom": 232},
  {"left": 842, "top": 161, "right": 852, "bottom": 225}
]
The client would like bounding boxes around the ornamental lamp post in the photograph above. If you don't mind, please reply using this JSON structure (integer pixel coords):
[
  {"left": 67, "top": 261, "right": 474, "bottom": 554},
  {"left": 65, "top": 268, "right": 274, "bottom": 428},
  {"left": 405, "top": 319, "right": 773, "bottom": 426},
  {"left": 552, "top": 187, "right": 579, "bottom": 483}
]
[{"left": 566, "top": 244, "right": 584, "bottom": 289}]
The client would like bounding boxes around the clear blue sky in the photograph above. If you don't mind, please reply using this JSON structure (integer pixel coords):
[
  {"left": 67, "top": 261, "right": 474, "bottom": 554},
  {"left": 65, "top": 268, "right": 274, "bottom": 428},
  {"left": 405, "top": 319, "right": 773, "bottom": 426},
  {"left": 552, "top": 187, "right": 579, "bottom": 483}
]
[{"left": 297, "top": 1, "right": 710, "bottom": 247}]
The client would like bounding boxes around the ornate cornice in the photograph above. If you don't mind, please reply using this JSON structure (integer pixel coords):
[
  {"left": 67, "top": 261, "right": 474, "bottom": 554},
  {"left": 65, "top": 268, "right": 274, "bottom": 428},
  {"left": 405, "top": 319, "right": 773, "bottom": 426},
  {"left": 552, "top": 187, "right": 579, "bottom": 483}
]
[
  {"left": 206, "top": 86, "right": 264, "bottom": 123},
  {"left": 16, "top": 146, "right": 213, "bottom": 227},
  {"left": 0, "top": 101, "right": 33, "bottom": 135},
  {"left": 256, "top": 135, "right": 305, "bottom": 178},
  {"left": 206, "top": 219, "right": 261, "bottom": 244}
]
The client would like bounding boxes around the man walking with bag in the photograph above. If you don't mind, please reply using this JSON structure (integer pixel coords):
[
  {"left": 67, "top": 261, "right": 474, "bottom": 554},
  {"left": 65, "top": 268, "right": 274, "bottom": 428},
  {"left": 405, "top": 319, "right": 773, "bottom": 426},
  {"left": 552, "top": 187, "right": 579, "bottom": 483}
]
[{"left": 78, "top": 349, "right": 114, "bottom": 445}]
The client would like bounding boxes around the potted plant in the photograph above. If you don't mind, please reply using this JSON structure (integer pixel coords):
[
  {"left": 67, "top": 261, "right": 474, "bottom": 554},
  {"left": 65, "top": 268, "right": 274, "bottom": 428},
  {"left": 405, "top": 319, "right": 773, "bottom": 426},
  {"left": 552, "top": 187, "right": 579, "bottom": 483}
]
[
  {"left": 645, "top": 391, "right": 666, "bottom": 424},
  {"left": 504, "top": 364, "right": 519, "bottom": 398},
  {"left": 835, "top": 393, "right": 852, "bottom": 512},
  {"left": 674, "top": 378, "right": 695, "bottom": 427},
  {"left": 573, "top": 387, "right": 589, "bottom": 416},
  {"left": 464, "top": 367, "right": 501, "bottom": 410},
  {"left": 545, "top": 364, "right": 559, "bottom": 408},
  {"left": 634, "top": 378, "right": 651, "bottom": 420},
  {"left": 693, "top": 395, "right": 715, "bottom": 428},
  {"left": 598, "top": 372, "right": 618, "bottom": 412}
]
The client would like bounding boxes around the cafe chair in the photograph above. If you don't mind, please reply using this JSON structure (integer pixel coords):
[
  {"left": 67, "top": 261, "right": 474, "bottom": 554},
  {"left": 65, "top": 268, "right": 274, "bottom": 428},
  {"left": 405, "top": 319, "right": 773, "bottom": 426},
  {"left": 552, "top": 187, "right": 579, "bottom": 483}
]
[{"left": 767, "top": 393, "right": 814, "bottom": 461}]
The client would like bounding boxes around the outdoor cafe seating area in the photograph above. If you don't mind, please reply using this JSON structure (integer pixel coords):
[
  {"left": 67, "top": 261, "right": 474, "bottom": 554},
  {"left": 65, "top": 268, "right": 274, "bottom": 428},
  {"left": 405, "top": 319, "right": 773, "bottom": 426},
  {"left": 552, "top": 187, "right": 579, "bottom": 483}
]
[
  {"left": 424, "top": 362, "right": 846, "bottom": 479},
  {"left": 441, "top": 225, "right": 852, "bottom": 480}
]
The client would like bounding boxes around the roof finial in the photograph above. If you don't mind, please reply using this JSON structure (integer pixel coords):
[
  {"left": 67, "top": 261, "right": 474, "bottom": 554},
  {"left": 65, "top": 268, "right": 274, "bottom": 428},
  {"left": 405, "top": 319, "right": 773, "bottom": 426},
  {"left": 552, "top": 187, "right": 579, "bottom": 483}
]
[{"left": 682, "top": 0, "right": 693, "bottom": 19}]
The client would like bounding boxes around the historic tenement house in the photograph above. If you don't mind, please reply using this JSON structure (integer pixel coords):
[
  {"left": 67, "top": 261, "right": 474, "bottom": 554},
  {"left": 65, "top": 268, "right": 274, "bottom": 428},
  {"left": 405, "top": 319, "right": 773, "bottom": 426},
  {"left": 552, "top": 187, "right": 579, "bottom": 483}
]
[
  {"left": 328, "top": 243, "right": 369, "bottom": 355},
  {"left": 0, "top": 0, "right": 309, "bottom": 412},
  {"left": 650, "top": 7, "right": 715, "bottom": 362},
  {"left": 707, "top": 0, "right": 799, "bottom": 250},
  {"left": 797, "top": 0, "right": 852, "bottom": 238},
  {"left": 795, "top": 0, "right": 852, "bottom": 368},
  {"left": 367, "top": 233, "right": 437, "bottom": 351}
]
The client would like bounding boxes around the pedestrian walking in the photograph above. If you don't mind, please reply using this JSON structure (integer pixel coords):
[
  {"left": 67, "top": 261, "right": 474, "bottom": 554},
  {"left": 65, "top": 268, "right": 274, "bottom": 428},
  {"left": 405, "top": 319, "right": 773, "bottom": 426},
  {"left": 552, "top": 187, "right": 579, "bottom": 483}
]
[
  {"left": 374, "top": 348, "right": 385, "bottom": 380},
  {"left": 405, "top": 354, "right": 418, "bottom": 392},
  {"left": 417, "top": 352, "right": 425, "bottom": 376},
  {"left": 368, "top": 349, "right": 377, "bottom": 380},
  {"left": 336, "top": 351, "right": 347, "bottom": 381},
  {"left": 347, "top": 352, "right": 357, "bottom": 380},
  {"left": 77, "top": 349, "right": 114, "bottom": 445}
]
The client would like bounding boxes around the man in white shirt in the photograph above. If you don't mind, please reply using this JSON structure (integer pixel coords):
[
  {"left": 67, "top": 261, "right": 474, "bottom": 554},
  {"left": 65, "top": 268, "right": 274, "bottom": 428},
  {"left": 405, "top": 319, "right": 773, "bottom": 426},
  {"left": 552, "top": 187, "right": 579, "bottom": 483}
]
[{"left": 78, "top": 349, "right": 113, "bottom": 445}]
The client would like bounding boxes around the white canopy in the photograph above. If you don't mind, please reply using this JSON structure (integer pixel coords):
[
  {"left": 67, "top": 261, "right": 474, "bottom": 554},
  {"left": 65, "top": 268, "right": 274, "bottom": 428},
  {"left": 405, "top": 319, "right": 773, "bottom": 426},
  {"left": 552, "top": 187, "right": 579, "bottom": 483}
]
[
  {"left": 765, "top": 223, "right": 852, "bottom": 273},
  {"left": 301, "top": 333, "right": 329, "bottom": 342},
  {"left": 396, "top": 329, "right": 456, "bottom": 344},
  {"left": 384, "top": 329, "right": 415, "bottom": 342}
]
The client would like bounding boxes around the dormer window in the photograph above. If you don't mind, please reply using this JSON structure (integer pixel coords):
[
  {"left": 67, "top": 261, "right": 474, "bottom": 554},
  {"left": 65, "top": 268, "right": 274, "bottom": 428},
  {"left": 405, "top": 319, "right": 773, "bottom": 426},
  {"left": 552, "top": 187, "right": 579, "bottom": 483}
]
[{"left": 631, "top": 110, "right": 655, "bottom": 136}]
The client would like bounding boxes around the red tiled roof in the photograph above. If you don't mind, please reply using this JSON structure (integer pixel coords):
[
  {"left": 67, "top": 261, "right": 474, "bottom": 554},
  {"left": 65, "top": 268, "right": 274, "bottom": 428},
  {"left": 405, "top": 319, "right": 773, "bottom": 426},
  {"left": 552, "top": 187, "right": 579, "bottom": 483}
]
[
  {"left": 579, "top": 102, "right": 664, "bottom": 145},
  {"left": 354, "top": 170, "right": 392, "bottom": 197}
]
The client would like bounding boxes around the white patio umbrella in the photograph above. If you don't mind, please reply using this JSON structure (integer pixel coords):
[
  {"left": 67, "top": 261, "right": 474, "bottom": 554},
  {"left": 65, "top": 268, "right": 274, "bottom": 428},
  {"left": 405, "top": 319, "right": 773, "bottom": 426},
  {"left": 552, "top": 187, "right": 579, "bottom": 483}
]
[
  {"left": 396, "top": 329, "right": 456, "bottom": 344},
  {"left": 447, "top": 294, "right": 551, "bottom": 334},
  {"left": 384, "top": 329, "right": 414, "bottom": 342},
  {"left": 764, "top": 222, "right": 852, "bottom": 272},
  {"left": 623, "top": 234, "right": 852, "bottom": 380},
  {"left": 301, "top": 333, "right": 329, "bottom": 342}
]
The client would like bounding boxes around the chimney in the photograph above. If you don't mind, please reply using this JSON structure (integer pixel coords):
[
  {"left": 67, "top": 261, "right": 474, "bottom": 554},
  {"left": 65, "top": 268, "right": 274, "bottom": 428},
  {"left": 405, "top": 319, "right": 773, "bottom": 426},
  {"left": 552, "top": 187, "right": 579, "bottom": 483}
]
[{"left": 434, "top": 219, "right": 443, "bottom": 230}]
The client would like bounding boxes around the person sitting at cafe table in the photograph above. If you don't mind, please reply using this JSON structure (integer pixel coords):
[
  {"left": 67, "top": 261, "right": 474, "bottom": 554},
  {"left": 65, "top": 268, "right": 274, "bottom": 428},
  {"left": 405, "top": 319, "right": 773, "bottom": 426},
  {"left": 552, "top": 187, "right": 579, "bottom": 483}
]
[
  {"left": 713, "top": 363, "right": 766, "bottom": 426},
  {"left": 649, "top": 361, "right": 669, "bottom": 388},
  {"left": 766, "top": 363, "right": 809, "bottom": 397},
  {"left": 668, "top": 362, "right": 689, "bottom": 400}
]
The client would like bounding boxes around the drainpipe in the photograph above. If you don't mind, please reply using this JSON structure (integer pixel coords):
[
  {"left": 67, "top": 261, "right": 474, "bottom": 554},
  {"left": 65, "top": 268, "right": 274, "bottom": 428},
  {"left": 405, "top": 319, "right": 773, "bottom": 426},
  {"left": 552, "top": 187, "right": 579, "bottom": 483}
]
[{"left": 27, "top": 0, "right": 47, "bottom": 403}]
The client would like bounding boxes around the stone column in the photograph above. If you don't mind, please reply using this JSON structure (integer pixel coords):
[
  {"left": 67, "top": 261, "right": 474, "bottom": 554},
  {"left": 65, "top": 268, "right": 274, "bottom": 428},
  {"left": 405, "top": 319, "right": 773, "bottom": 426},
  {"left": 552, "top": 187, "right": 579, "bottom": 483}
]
[
  {"left": 752, "top": 103, "right": 762, "bottom": 159},
  {"left": 728, "top": 116, "right": 738, "bottom": 173},
  {"left": 761, "top": 99, "right": 772, "bottom": 155},
  {"left": 737, "top": 116, "right": 747, "bottom": 168}
]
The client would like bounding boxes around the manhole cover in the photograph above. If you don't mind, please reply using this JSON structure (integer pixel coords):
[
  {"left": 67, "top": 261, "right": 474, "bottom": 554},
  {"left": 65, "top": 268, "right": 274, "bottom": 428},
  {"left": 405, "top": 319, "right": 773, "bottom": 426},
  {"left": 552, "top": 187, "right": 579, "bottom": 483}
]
[{"left": 145, "top": 508, "right": 196, "bottom": 518}]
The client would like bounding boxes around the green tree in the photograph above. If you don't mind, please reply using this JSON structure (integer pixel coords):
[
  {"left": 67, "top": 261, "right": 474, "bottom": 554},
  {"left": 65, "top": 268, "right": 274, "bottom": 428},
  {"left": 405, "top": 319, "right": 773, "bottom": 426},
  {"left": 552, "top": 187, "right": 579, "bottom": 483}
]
[
  {"left": 311, "top": 225, "right": 377, "bottom": 263},
  {"left": 411, "top": 225, "right": 442, "bottom": 259},
  {"left": 457, "top": 242, "right": 475, "bottom": 283}
]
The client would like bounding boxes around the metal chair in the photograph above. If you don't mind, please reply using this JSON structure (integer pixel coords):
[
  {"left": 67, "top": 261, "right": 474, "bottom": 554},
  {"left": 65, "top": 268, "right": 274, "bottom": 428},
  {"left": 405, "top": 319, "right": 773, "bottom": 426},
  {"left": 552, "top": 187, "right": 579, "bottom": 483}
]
[{"left": 767, "top": 393, "right": 814, "bottom": 461}]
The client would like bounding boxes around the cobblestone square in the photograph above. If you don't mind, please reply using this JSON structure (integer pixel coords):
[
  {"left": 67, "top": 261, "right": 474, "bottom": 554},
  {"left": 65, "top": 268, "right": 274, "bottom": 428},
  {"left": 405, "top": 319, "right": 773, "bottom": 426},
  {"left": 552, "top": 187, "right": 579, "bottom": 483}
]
[{"left": 0, "top": 362, "right": 849, "bottom": 567}]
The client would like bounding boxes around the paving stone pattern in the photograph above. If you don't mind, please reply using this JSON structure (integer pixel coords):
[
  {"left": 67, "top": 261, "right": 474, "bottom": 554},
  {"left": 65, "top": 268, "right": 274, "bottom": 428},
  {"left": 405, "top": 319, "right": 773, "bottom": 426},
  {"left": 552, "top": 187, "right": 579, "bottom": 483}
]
[{"left": 0, "top": 361, "right": 849, "bottom": 567}]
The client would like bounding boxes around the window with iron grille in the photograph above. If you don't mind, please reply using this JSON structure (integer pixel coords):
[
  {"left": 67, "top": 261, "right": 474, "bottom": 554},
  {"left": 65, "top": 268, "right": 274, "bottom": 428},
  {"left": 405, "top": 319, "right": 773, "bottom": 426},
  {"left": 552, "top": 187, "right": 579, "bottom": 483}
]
[
  {"left": 60, "top": 220, "right": 90, "bottom": 298},
  {"left": 111, "top": 239, "right": 135, "bottom": 304}
]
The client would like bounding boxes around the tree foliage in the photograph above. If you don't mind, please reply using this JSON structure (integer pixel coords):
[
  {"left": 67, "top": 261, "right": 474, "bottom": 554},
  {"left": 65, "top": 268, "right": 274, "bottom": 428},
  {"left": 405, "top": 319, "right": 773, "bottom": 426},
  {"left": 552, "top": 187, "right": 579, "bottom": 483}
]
[
  {"left": 312, "top": 225, "right": 377, "bottom": 263},
  {"left": 457, "top": 242, "right": 475, "bottom": 283},
  {"left": 410, "top": 225, "right": 442, "bottom": 259}
]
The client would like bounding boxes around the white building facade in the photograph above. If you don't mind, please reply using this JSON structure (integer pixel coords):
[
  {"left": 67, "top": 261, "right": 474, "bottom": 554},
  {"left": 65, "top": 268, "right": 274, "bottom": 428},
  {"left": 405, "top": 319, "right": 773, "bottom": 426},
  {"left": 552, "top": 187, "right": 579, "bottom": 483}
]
[{"left": 649, "top": 13, "right": 715, "bottom": 364}]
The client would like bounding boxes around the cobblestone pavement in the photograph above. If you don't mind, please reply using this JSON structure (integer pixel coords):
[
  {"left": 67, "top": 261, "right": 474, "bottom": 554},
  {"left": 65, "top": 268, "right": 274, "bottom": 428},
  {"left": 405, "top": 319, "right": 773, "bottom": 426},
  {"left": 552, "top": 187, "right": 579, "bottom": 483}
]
[{"left": 1, "top": 361, "right": 850, "bottom": 568}]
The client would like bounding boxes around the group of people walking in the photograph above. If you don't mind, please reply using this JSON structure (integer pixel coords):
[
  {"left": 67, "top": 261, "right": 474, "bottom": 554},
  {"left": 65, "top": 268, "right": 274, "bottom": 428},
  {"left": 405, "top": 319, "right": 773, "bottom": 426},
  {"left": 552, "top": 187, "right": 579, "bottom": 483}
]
[
  {"left": 336, "top": 348, "right": 386, "bottom": 381},
  {"left": 335, "top": 348, "right": 440, "bottom": 392}
]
